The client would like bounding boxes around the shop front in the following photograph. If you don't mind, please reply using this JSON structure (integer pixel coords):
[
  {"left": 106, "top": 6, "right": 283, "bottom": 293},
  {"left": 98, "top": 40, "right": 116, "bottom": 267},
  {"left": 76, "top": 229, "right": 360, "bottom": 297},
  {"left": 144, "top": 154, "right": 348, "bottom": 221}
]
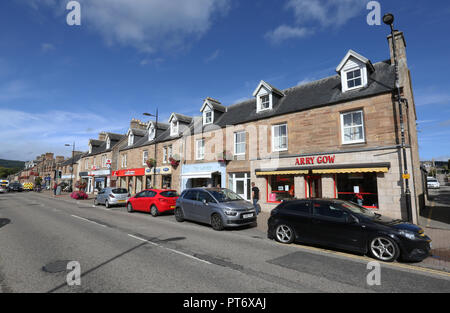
[
  {"left": 88, "top": 169, "right": 111, "bottom": 192},
  {"left": 145, "top": 166, "right": 173, "bottom": 189},
  {"left": 252, "top": 149, "right": 408, "bottom": 219},
  {"left": 181, "top": 162, "right": 226, "bottom": 191},
  {"left": 112, "top": 168, "right": 145, "bottom": 195}
]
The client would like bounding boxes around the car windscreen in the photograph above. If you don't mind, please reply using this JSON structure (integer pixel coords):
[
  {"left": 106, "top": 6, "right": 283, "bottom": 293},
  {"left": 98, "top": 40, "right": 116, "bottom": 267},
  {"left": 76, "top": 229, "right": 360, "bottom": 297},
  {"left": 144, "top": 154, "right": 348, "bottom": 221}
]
[
  {"left": 160, "top": 190, "right": 178, "bottom": 197},
  {"left": 208, "top": 189, "right": 243, "bottom": 202},
  {"left": 112, "top": 188, "right": 128, "bottom": 194},
  {"left": 338, "top": 201, "right": 376, "bottom": 218}
]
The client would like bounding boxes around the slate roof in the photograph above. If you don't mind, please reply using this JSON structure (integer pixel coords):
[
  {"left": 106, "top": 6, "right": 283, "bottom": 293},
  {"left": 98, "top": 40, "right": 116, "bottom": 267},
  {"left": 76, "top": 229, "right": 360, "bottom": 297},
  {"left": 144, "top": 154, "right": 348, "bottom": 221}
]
[{"left": 123, "top": 59, "right": 395, "bottom": 150}]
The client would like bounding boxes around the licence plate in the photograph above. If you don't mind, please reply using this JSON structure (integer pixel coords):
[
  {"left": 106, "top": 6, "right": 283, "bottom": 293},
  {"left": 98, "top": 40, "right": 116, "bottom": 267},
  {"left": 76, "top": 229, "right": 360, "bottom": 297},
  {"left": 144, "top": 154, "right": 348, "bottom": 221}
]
[
  {"left": 170, "top": 205, "right": 176, "bottom": 209},
  {"left": 243, "top": 213, "right": 254, "bottom": 219},
  {"left": 117, "top": 200, "right": 126, "bottom": 203}
]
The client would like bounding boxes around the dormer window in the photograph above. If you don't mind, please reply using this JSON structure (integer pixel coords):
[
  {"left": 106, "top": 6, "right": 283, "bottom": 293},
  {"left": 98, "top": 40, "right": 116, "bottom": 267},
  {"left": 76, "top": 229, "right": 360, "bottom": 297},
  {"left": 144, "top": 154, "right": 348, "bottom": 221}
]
[
  {"left": 260, "top": 94, "right": 270, "bottom": 110},
  {"left": 336, "top": 50, "right": 374, "bottom": 93},
  {"left": 253, "top": 80, "right": 284, "bottom": 113},
  {"left": 128, "top": 134, "right": 134, "bottom": 146},
  {"left": 203, "top": 107, "right": 213, "bottom": 125},
  {"left": 88, "top": 144, "right": 92, "bottom": 154},
  {"left": 106, "top": 137, "right": 111, "bottom": 150},
  {"left": 148, "top": 124, "right": 156, "bottom": 141},
  {"left": 170, "top": 120, "right": 179, "bottom": 136},
  {"left": 346, "top": 68, "right": 362, "bottom": 89}
]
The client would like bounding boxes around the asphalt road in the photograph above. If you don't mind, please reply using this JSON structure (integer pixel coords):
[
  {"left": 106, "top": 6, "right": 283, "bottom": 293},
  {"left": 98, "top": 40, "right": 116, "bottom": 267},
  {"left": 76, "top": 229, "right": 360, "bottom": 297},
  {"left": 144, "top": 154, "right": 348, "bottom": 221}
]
[{"left": 0, "top": 192, "right": 449, "bottom": 293}]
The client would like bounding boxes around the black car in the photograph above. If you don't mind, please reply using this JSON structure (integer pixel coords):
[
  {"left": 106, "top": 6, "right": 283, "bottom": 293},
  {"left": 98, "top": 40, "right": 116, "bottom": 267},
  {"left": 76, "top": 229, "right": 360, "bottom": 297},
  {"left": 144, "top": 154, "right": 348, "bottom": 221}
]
[
  {"left": 268, "top": 199, "right": 432, "bottom": 262},
  {"left": 8, "top": 182, "right": 23, "bottom": 192}
]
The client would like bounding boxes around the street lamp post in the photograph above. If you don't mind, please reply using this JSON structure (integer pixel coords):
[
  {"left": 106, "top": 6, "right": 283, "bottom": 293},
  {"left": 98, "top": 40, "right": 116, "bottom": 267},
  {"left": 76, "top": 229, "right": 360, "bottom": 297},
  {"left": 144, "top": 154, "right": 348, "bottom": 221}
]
[
  {"left": 65, "top": 142, "right": 75, "bottom": 192},
  {"left": 383, "top": 13, "right": 413, "bottom": 222},
  {"left": 143, "top": 109, "right": 158, "bottom": 189}
]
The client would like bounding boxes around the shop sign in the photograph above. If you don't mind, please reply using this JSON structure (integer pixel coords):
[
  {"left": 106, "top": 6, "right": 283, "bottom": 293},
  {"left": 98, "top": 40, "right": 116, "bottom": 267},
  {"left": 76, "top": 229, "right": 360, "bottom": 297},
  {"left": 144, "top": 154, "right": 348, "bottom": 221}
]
[
  {"left": 295, "top": 155, "right": 335, "bottom": 166},
  {"left": 145, "top": 166, "right": 172, "bottom": 175},
  {"left": 112, "top": 168, "right": 145, "bottom": 177}
]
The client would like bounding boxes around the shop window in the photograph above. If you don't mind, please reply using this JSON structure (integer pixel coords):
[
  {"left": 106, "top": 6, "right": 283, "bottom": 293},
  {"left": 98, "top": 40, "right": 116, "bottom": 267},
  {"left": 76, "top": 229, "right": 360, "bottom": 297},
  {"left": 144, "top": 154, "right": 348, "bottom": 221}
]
[
  {"left": 336, "top": 173, "right": 379, "bottom": 209},
  {"left": 267, "top": 175, "right": 295, "bottom": 203},
  {"left": 162, "top": 175, "right": 172, "bottom": 189}
]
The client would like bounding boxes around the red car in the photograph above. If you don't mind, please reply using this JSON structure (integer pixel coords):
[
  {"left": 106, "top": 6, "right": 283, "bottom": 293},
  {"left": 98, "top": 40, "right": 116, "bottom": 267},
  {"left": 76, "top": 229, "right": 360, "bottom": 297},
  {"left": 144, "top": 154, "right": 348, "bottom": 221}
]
[{"left": 126, "top": 189, "right": 178, "bottom": 217}]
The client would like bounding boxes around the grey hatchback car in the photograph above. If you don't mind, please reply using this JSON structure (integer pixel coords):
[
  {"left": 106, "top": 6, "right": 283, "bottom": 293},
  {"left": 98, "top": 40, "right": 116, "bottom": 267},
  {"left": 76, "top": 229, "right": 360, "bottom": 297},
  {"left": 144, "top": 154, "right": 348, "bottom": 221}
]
[
  {"left": 94, "top": 187, "right": 130, "bottom": 208},
  {"left": 175, "top": 188, "right": 257, "bottom": 230}
]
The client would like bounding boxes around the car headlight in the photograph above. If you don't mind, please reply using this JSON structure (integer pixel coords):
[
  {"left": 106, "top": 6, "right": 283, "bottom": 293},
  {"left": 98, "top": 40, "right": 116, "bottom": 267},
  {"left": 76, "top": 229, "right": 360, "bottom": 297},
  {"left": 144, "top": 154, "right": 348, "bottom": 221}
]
[
  {"left": 224, "top": 210, "right": 237, "bottom": 216},
  {"left": 399, "top": 230, "right": 416, "bottom": 240}
]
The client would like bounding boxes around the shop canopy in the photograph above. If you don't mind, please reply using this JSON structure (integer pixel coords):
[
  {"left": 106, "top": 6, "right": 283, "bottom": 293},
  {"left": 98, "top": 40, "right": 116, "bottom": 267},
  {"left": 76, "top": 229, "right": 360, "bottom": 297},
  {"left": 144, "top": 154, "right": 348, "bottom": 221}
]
[
  {"left": 312, "top": 167, "right": 389, "bottom": 174},
  {"left": 256, "top": 170, "right": 309, "bottom": 176},
  {"left": 182, "top": 172, "right": 213, "bottom": 179},
  {"left": 255, "top": 163, "right": 390, "bottom": 176}
]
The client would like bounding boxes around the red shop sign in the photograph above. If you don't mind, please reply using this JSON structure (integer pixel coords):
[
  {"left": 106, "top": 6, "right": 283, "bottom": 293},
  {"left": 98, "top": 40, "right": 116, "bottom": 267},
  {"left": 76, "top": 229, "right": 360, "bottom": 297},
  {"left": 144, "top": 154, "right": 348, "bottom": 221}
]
[
  {"left": 112, "top": 168, "right": 145, "bottom": 177},
  {"left": 295, "top": 155, "right": 335, "bottom": 166}
]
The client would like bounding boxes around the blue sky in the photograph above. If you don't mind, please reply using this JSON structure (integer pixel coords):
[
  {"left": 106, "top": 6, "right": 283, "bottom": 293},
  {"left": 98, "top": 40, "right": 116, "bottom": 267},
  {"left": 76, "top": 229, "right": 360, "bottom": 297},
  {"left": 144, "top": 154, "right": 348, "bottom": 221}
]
[{"left": 0, "top": 0, "right": 449, "bottom": 162}]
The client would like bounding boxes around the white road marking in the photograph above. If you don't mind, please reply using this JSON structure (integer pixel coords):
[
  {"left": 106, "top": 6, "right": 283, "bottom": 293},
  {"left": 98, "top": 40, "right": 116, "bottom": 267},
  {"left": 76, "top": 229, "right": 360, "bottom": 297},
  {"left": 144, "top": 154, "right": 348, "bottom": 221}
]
[
  {"left": 127, "top": 234, "right": 211, "bottom": 265},
  {"left": 70, "top": 214, "right": 107, "bottom": 228}
]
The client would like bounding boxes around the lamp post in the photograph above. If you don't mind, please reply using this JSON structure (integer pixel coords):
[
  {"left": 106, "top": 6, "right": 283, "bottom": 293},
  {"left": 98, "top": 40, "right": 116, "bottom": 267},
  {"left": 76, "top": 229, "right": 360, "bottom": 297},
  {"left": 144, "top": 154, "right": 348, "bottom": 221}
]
[
  {"left": 65, "top": 142, "right": 75, "bottom": 192},
  {"left": 383, "top": 13, "right": 413, "bottom": 222},
  {"left": 143, "top": 109, "right": 158, "bottom": 189}
]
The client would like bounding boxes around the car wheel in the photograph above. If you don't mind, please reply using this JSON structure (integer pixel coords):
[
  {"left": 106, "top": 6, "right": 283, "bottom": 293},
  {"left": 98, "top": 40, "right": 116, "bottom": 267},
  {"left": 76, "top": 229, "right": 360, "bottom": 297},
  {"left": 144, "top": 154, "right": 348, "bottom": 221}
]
[
  {"left": 127, "top": 202, "right": 134, "bottom": 213},
  {"left": 105, "top": 200, "right": 110, "bottom": 208},
  {"left": 369, "top": 236, "right": 400, "bottom": 262},
  {"left": 150, "top": 205, "right": 159, "bottom": 217},
  {"left": 275, "top": 224, "right": 295, "bottom": 244},
  {"left": 175, "top": 207, "right": 184, "bottom": 222},
  {"left": 211, "top": 213, "right": 224, "bottom": 231}
]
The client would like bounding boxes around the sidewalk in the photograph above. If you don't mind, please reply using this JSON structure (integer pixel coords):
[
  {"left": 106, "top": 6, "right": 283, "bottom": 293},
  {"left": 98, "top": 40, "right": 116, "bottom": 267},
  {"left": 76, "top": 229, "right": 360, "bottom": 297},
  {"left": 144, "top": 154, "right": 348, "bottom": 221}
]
[{"left": 255, "top": 210, "right": 450, "bottom": 272}]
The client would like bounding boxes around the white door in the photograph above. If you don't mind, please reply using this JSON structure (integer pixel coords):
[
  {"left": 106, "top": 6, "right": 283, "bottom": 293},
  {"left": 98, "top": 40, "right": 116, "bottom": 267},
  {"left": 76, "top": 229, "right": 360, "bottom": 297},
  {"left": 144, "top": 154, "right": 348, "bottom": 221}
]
[{"left": 231, "top": 173, "right": 250, "bottom": 200}]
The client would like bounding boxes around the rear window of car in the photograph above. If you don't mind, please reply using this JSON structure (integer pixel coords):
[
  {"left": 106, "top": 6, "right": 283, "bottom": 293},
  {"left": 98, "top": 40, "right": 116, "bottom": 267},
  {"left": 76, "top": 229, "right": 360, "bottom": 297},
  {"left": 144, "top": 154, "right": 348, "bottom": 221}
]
[
  {"left": 112, "top": 188, "right": 128, "bottom": 194},
  {"left": 160, "top": 190, "right": 178, "bottom": 197}
]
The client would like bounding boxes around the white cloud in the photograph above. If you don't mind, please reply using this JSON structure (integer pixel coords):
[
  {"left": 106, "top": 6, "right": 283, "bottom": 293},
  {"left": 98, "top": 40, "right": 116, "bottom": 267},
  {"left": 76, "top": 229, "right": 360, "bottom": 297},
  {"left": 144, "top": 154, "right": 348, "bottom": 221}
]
[
  {"left": 41, "top": 42, "right": 55, "bottom": 53},
  {"left": 204, "top": 49, "right": 221, "bottom": 63},
  {"left": 286, "top": 0, "right": 366, "bottom": 27},
  {"left": 25, "top": 0, "right": 230, "bottom": 53},
  {"left": 0, "top": 108, "right": 128, "bottom": 161},
  {"left": 266, "top": 0, "right": 366, "bottom": 44},
  {"left": 265, "top": 25, "right": 313, "bottom": 45}
]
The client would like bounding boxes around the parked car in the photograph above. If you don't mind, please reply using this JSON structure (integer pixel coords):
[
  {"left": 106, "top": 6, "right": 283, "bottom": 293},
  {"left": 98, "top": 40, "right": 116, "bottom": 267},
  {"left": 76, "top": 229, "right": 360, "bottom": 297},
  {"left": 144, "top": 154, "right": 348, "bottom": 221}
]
[
  {"left": 175, "top": 188, "right": 257, "bottom": 231},
  {"left": 127, "top": 189, "right": 178, "bottom": 216},
  {"left": 268, "top": 198, "right": 432, "bottom": 262},
  {"left": 0, "top": 185, "right": 7, "bottom": 193},
  {"left": 8, "top": 182, "right": 23, "bottom": 192},
  {"left": 427, "top": 177, "right": 440, "bottom": 189},
  {"left": 94, "top": 187, "right": 130, "bottom": 208}
]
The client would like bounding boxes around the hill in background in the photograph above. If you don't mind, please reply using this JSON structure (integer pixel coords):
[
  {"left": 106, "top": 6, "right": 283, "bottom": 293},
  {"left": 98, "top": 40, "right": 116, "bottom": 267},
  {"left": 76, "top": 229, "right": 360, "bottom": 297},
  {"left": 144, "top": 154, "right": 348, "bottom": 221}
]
[{"left": 0, "top": 159, "right": 25, "bottom": 169}]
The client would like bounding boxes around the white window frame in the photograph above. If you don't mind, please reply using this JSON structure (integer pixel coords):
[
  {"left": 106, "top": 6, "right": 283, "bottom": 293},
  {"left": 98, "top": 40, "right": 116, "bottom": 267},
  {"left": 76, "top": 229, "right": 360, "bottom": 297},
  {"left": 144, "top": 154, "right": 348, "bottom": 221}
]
[
  {"left": 142, "top": 150, "right": 148, "bottom": 166},
  {"left": 340, "top": 110, "right": 365, "bottom": 145},
  {"left": 128, "top": 134, "right": 134, "bottom": 146},
  {"left": 234, "top": 131, "right": 246, "bottom": 156},
  {"left": 106, "top": 138, "right": 111, "bottom": 150},
  {"left": 170, "top": 120, "right": 179, "bottom": 136},
  {"left": 121, "top": 154, "right": 127, "bottom": 168},
  {"left": 203, "top": 107, "right": 213, "bottom": 125},
  {"left": 85, "top": 159, "right": 89, "bottom": 170},
  {"left": 272, "top": 124, "right": 288, "bottom": 152},
  {"left": 88, "top": 144, "right": 92, "bottom": 154},
  {"left": 346, "top": 68, "right": 363, "bottom": 90},
  {"left": 257, "top": 93, "right": 273, "bottom": 113},
  {"left": 148, "top": 125, "right": 155, "bottom": 141},
  {"left": 196, "top": 139, "right": 205, "bottom": 160},
  {"left": 163, "top": 147, "right": 168, "bottom": 163},
  {"left": 102, "top": 155, "right": 107, "bottom": 167}
]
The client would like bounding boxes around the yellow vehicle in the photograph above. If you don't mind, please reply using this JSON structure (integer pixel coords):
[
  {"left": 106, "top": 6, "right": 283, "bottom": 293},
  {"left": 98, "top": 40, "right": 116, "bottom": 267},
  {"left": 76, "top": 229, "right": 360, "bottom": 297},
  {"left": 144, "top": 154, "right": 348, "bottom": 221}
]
[{"left": 23, "top": 182, "right": 34, "bottom": 191}]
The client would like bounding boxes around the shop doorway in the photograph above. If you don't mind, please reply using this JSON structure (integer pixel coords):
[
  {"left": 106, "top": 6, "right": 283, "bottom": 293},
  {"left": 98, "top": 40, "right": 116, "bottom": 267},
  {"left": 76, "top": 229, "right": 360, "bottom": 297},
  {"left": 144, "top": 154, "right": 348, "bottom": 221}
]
[{"left": 306, "top": 175, "right": 322, "bottom": 198}]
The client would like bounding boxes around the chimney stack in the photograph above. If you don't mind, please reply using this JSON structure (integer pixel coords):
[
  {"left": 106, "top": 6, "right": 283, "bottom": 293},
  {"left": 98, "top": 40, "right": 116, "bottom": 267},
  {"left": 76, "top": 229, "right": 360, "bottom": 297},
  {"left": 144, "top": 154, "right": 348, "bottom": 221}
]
[{"left": 98, "top": 131, "right": 107, "bottom": 141}]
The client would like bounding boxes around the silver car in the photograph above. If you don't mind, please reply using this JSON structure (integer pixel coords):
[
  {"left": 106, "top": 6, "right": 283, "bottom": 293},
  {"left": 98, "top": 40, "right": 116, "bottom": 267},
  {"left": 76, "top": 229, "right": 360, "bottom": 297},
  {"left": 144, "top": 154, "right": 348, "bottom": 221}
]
[
  {"left": 94, "top": 187, "right": 130, "bottom": 208},
  {"left": 175, "top": 188, "right": 257, "bottom": 230}
]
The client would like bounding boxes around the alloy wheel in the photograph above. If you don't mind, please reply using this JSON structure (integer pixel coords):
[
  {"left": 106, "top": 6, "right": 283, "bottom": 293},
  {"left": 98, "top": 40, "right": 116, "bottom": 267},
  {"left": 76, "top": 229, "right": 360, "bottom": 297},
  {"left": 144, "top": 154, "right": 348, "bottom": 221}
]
[
  {"left": 211, "top": 214, "right": 224, "bottom": 231},
  {"left": 370, "top": 237, "right": 398, "bottom": 262},
  {"left": 275, "top": 224, "right": 294, "bottom": 244}
]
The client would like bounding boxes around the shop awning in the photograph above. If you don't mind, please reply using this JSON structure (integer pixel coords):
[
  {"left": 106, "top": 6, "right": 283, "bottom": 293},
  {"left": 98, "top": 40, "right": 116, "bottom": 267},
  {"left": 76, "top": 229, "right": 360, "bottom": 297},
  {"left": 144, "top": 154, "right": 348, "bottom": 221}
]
[
  {"left": 256, "top": 170, "right": 309, "bottom": 176},
  {"left": 312, "top": 167, "right": 389, "bottom": 174},
  {"left": 182, "top": 172, "right": 212, "bottom": 179}
]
